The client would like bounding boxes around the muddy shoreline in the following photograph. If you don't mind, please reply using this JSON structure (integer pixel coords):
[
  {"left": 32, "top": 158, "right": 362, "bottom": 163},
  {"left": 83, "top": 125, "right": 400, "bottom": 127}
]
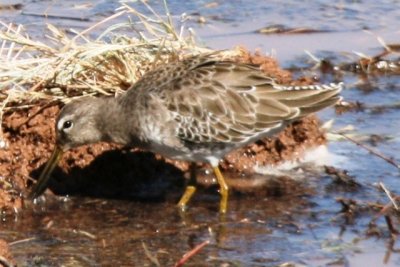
[
  {"left": 0, "top": 52, "right": 333, "bottom": 265},
  {"left": 0, "top": 52, "right": 328, "bottom": 211}
]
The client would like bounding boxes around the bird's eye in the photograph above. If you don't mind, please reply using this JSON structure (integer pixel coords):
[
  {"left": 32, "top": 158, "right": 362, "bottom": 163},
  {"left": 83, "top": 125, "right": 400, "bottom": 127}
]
[{"left": 63, "top": 120, "right": 73, "bottom": 130}]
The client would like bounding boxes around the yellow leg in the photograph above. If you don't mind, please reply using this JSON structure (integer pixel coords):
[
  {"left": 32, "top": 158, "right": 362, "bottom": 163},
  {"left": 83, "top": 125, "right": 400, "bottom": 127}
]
[
  {"left": 213, "top": 166, "right": 229, "bottom": 213},
  {"left": 177, "top": 185, "right": 196, "bottom": 211},
  {"left": 177, "top": 163, "right": 197, "bottom": 211}
]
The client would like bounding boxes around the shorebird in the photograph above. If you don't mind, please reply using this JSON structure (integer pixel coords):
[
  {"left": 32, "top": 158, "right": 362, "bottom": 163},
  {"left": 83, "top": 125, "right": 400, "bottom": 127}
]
[{"left": 29, "top": 54, "right": 342, "bottom": 213}]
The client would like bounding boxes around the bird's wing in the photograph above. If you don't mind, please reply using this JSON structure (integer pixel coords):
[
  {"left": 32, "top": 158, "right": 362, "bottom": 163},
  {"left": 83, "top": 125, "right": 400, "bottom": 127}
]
[{"left": 159, "top": 59, "right": 342, "bottom": 144}]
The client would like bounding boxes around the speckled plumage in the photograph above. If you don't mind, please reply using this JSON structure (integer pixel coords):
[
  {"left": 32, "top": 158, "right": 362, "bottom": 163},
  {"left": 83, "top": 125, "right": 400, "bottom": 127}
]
[{"left": 30, "top": 54, "right": 343, "bottom": 213}]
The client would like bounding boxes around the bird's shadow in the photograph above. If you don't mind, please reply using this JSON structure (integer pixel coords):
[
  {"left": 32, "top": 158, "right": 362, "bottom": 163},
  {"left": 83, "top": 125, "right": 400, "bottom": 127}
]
[{"left": 30, "top": 150, "right": 186, "bottom": 202}]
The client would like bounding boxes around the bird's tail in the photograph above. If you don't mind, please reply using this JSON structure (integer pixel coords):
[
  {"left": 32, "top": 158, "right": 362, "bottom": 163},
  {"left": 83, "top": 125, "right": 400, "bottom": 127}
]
[{"left": 269, "top": 82, "right": 343, "bottom": 118}]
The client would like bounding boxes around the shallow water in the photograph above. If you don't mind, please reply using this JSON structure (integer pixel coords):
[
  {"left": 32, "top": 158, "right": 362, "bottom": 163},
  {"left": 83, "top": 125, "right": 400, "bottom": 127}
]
[{"left": 1, "top": 1, "right": 400, "bottom": 266}]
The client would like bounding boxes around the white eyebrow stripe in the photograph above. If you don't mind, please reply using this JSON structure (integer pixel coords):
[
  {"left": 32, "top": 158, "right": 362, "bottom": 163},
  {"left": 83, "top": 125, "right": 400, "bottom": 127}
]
[{"left": 57, "top": 118, "right": 66, "bottom": 131}]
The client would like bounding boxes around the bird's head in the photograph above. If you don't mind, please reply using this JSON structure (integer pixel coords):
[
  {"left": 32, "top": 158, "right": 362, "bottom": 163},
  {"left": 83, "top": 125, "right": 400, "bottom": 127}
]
[
  {"left": 55, "top": 97, "right": 104, "bottom": 150},
  {"left": 29, "top": 97, "right": 105, "bottom": 199}
]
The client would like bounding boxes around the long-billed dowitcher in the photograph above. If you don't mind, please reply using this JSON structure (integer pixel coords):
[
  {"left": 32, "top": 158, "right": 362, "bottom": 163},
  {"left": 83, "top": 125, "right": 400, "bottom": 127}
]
[{"left": 29, "top": 54, "right": 342, "bottom": 213}]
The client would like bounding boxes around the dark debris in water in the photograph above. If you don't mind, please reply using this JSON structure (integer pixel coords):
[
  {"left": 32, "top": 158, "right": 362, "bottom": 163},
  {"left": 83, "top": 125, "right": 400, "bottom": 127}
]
[
  {"left": 324, "top": 165, "right": 361, "bottom": 190},
  {"left": 340, "top": 58, "right": 400, "bottom": 75},
  {"left": 256, "top": 24, "right": 330, "bottom": 35},
  {"left": 333, "top": 194, "right": 400, "bottom": 257},
  {"left": 335, "top": 100, "right": 365, "bottom": 114},
  {"left": 329, "top": 44, "right": 400, "bottom": 75},
  {"left": 286, "top": 43, "right": 400, "bottom": 81},
  {"left": 336, "top": 198, "right": 375, "bottom": 225},
  {"left": 0, "top": 3, "right": 23, "bottom": 11}
]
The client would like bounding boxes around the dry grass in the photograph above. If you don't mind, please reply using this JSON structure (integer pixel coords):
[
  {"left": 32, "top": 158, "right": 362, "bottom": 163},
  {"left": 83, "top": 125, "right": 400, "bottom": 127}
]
[{"left": 0, "top": 0, "right": 241, "bottom": 113}]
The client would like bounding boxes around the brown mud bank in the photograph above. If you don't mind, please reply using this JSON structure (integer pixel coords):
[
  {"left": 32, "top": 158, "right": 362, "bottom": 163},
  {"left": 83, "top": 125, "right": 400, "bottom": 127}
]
[{"left": 0, "top": 51, "right": 330, "bottom": 214}]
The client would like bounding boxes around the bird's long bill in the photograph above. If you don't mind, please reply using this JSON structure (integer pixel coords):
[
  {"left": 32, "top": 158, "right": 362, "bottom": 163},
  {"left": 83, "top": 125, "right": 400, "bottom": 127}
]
[{"left": 29, "top": 146, "right": 64, "bottom": 199}]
